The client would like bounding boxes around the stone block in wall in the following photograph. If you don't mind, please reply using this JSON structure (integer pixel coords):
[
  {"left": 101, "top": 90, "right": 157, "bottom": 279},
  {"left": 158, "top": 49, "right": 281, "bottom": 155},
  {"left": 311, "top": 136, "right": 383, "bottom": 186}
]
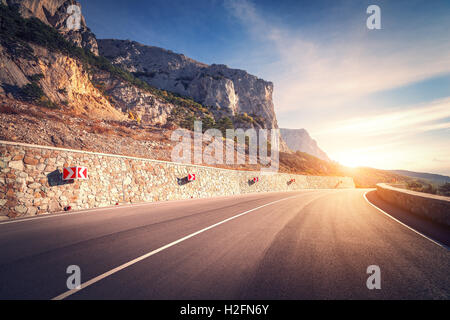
[{"left": 0, "top": 141, "right": 355, "bottom": 219}]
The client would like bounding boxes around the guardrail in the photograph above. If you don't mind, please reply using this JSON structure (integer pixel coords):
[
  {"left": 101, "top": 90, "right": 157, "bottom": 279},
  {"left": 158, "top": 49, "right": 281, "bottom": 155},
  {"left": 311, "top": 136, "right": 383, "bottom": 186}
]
[{"left": 376, "top": 183, "right": 450, "bottom": 227}]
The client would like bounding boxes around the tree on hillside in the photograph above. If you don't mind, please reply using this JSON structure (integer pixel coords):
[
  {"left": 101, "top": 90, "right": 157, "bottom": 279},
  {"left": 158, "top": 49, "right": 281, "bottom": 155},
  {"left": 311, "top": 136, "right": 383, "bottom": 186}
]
[{"left": 438, "top": 183, "right": 450, "bottom": 196}]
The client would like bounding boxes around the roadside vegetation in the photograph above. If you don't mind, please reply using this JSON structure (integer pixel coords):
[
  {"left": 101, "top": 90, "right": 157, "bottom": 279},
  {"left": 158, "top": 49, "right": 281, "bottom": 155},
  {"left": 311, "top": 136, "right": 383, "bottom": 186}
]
[
  {"left": 20, "top": 78, "right": 59, "bottom": 109},
  {"left": 404, "top": 180, "right": 450, "bottom": 197}
]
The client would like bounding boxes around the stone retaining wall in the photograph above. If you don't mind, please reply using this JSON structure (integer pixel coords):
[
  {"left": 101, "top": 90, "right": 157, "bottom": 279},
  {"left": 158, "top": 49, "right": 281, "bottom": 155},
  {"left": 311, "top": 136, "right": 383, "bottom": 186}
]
[
  {"left": 0, "top": 141, "right": 355, "bottom": 219},
  {"left": 376, "top": 183, "right": 450, "bottom": 226}
]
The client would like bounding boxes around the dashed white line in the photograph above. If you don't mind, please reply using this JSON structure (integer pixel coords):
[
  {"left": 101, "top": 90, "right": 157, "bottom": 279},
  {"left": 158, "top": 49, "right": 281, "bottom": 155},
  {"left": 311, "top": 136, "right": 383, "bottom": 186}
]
[{"left": 51, "top": 194, "right": 300, "bottom": 300}]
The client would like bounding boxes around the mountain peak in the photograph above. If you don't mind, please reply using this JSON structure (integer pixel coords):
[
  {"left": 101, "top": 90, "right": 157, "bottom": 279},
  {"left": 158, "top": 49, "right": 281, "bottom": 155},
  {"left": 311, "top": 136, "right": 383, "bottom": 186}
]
[
  {"left": 98, "top": 38, "right": 279, "bottom": 129},
  {"left": 280, "top": 128, "right": 330, "bottom": 161},
  {"left": 2, "top": 0, "right": 99, "bottom": 55}
]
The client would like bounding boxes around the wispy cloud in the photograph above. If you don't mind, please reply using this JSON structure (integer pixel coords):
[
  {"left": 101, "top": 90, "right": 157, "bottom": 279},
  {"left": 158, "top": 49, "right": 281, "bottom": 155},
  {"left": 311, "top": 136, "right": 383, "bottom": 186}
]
[
  {"left": 224, "top": 0, "right": 450, "bottom": 112},
  {"left": 224, "top": 0, "right": 450, "bottom": 174},
  {"left": 315, "top": 98, "right": 450, "bottom": 138},
  {"left": 313, "top": 97, "right": 450, "bottom": 173}
]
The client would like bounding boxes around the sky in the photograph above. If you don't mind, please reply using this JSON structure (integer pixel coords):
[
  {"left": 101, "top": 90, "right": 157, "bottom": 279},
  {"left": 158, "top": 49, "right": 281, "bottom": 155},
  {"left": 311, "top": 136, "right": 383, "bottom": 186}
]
[{"left": 79, "top": 0, "right": 450, "bottom": 176}]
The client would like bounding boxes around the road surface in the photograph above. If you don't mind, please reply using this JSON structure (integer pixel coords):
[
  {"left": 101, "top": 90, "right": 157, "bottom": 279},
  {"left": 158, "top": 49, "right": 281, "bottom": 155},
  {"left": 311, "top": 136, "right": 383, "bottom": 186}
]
[{"left": 0, "top": 189, "right": 448, "bottom": 300}]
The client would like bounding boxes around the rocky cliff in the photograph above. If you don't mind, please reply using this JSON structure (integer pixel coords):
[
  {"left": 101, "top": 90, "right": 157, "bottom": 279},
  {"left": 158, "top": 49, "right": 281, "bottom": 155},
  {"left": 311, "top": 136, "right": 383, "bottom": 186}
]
[
  {"left": 0, "top": 38, "right": 177, "bottom": 124},
  {"left": 280, "top": 128, "right": 330, "bottom": 161},
  {"left": 0, "top": 1, "right": 292, "bottom": 152},
  {"left": 1, "top": 0, "right": 98, "bottom": 55},
  {"left": 0, "top": 2, "right": 180, "bottom": 125},
  {"left": 91, "top": 70, "right": 175, "bottom": 125},
  {"left": 0, "top": 42, "right": 124, "bottom": 120},
  {"left": 98, "top": 39, "right": 279, "bottom": 129}
]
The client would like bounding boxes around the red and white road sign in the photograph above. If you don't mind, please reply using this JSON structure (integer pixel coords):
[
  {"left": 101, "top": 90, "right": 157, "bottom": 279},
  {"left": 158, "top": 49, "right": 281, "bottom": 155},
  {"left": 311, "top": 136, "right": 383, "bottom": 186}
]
[
  {"left": 63, "top": 166, "right": 88, "bottom": 180},
  {"left": 77, "top": 166, "right": 88, "bottom": 179},
  {"left": 253, "top": 177, "right": 259, "bottom": 183},
  {"left": 63, "top": 167, "right": 75, "bottom": 180},
  {"left": 188, "top": 173, "right": 196, "bottom": 181}
]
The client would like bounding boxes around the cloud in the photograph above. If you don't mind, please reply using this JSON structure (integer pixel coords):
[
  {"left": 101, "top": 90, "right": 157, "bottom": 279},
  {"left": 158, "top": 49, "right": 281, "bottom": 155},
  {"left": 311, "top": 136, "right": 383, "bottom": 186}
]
[
  {"left": 433, "top": 157, "right": 450, "bottom": 163},
  {"left": 315, "top": 97, "right": 450, "bottom": 138},
  {"left": 224, "top": 0, "right": 450, "bottom": 174},
  {"left": 314, "top": 97, "right": 450, "bottom": 173},
  {"left": 224, "top": 0, "right": 450, "bottom": 112}
]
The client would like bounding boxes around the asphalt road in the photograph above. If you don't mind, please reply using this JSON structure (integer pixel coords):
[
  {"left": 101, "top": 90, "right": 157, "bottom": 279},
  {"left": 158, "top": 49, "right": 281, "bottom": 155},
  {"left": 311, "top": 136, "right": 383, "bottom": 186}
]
[{"left": 0, "top": 189, "right": 448, "bottom": 300}]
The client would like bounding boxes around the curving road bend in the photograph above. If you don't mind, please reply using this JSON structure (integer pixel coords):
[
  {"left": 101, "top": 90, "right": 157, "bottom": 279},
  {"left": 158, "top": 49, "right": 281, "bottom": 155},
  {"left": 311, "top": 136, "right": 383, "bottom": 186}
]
[{"left": 0, "top": 189, "right": 448, "bottom": 300}]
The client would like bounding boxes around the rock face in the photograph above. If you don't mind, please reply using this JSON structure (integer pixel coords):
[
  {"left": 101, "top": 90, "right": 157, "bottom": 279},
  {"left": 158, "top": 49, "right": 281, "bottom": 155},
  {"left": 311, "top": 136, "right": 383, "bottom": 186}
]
[
  {"left": 280, "top": 128, "right": 330, "bottom": 161},
  {"left": 2, "top": 0, "right": 99, "bottom": 55},
  {"left": 0, "top": 2, "right": 180, "bottom": 125},
  {"left": 98, "top": 39, "right": 278, "bottom": 129},
  {"left": 0, "top": 43, "right": 124, "bottom": 120},
  {"left": 91, "top": 71, "right": 175, "bottom": 125},
  {"left": 0, "top": 39, "right": 178, "bottom": 124},
  {"left": 0, "top": 1, "right": 294, "bottom": 152}
]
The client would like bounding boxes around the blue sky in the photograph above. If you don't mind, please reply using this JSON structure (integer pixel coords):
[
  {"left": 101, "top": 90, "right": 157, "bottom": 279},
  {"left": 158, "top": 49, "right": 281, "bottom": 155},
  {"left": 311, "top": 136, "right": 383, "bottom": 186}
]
[{"left": 79, "top": 0, "right": 450, "bottom": 175}]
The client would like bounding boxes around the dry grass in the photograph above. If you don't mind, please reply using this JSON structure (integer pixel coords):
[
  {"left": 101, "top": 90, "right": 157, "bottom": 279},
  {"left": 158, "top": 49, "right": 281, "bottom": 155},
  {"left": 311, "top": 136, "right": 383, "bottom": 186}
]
[
  {"left": 89, "top": 124, "right": 115, "bottom": 135},
  {"left": 0, "top": 105, "right": 18, "bottom": 115}
]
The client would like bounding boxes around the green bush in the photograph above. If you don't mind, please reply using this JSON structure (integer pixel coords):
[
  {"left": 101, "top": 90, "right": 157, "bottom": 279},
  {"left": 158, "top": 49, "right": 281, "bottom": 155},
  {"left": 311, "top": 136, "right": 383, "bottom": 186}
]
[
  {"left": 407, "top": 181, "right": 422, "bottom": 190},
  {"left": 20, "top": 82, "right": 44, "bottom": 101},
  {"left": 19, "top": 82, "right": 59, "bottom": 109},
  {"left": 216, "top": 117, "right": 234, "bottom": 136},
  {"left": 235, "top": 112, "right": 254, "bottom": 124},
  {"left": 37, "top": 96, "right": 59, "bottom": 109},
  {"left": 28, "top": 73, "right": 44, "bottom": 82},
  {"left": 201, "top": 116, "right": 216, "bottom": 132}
]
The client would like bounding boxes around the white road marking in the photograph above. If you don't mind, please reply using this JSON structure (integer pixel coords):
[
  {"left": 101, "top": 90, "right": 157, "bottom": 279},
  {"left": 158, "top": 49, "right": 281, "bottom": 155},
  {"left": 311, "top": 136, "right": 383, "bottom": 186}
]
[
  {"left": 51, "top": 194, "right": 300, "bottom": 300},
  {"left": 363, "top": 191, "right": 449, "bottom": 250}
]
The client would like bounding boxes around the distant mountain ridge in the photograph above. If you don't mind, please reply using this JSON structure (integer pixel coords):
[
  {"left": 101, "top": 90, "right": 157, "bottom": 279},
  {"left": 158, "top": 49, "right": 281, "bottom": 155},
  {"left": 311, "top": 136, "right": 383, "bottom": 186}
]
[
  {"left": 280, "top": 128, "right": 330, "bottom": 161},
  {"left": 388, "top": 170, "right": 450, "bottom": 185},
  {"left": 97, "top": 39, "right": 279, "bottom": 130}
]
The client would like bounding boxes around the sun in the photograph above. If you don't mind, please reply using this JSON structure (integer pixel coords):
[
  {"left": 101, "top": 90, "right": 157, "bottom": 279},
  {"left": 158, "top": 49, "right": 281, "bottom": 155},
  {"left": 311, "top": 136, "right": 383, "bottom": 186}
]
[{"left": 334, "top": 152, "right": 371, "bottom": 168}]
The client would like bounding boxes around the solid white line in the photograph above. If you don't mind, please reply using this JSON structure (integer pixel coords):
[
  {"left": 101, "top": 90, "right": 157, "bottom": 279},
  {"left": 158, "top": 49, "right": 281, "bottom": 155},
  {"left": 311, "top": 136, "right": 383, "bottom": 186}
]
[
  {"left": 51, "top": 194, "right": 300, "bottom": 300},
  {"left": 363, "top": 191, "right": 449, "bottom": 251}
]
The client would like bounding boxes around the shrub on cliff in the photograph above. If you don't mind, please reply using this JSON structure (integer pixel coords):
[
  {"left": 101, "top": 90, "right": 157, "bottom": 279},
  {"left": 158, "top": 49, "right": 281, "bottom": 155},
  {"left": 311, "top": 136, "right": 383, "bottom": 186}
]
[
  {"left": 201, "top": 116, "right": 216, "bottom": 132},
  {"left": 20, "top": 82, "right": 44, "bottom": 101},
  {"left": 0, "top": 4, "right": 209, "bottom": 116},
  {"left": 235, "top": 112, "right": 254, "bottom": 124},
  {"left": 19, "top": 81, "right": 58, "bottom": 109},
  {"left": 216, "top": 117, "right": 234, "bottom": 136},
  {"left": 27, "top": 73, "right": 44, "bottom": 82},
  {"left": 37, "top": 96, "right": 59, "bottom": 109}
]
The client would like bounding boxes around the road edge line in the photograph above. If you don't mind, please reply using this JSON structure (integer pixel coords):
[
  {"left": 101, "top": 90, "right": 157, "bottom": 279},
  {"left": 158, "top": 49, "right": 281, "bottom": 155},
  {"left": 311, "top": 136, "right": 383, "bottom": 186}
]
[
  {"left": 363, "top": 191, "right": 449, "bottom": 251},
  {"left": 51, "top": 194, "right": 300, "bottom": 300}
]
